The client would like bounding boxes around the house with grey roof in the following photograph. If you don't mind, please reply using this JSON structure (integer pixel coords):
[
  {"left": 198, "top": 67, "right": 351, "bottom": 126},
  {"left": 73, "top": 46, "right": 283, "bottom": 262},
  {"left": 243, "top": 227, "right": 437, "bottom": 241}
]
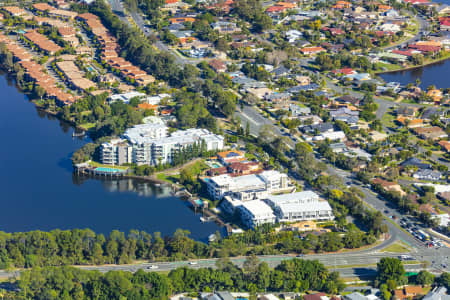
[
  {"left": 289, "top": 104, "right": 311, "bottom": 116},
  {"left": 413, "top": 169, "right": 442, "bottom": 181},
  {"left": 423, "top": 287, "right": 450, "bottom": 300}
]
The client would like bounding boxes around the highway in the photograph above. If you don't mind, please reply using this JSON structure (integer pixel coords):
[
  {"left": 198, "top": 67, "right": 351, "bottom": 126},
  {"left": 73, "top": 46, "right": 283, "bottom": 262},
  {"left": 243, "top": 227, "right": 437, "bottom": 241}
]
[{"left": 98, "top": 0, "right": 450, "bottom": 278}]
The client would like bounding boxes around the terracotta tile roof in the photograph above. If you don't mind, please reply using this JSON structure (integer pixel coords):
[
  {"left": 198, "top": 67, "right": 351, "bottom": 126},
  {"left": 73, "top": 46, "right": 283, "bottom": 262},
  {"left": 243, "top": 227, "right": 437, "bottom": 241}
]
[
  {"left": 58, "top": 27, "right": 76, "bottom": 37},
  {"left": 24, "top": 30, "right": 62, "bottom": 53},
  {"left": 33, "top": 3, "right": 56, "bottom": 11}
]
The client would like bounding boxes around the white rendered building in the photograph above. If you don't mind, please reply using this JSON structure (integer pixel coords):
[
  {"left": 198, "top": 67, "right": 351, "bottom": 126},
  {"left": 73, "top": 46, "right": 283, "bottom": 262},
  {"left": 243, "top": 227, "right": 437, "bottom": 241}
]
[
  {"left": 265, "top": 191, "right": 334, "bottom": 222},
  {"left": 238, "top": 200, "right": 276, "bottom": 228}
]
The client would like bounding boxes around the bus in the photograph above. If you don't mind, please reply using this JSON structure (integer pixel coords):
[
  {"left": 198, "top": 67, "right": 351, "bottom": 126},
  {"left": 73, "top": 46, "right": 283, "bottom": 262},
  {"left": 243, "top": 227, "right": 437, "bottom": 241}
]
[{"left": 417, "top": 230, "right": 430, "bottom": 241}]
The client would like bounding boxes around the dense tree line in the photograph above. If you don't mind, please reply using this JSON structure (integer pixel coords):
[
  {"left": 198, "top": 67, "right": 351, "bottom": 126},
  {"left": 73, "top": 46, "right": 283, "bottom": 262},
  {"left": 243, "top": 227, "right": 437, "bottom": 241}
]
[
  {"left": 0, "top": 223, "right": 383, "bottom": 270},
  {"left": 2, "top": 258, "right": 344, "bottom": 299},
  {"left": 169, "top": 258, "right": 345, "bottom": 294}
]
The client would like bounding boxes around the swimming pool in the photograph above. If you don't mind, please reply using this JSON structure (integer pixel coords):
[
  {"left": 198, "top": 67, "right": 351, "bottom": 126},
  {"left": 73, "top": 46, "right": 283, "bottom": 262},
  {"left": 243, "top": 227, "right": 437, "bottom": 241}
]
[{"left": 95, "top": 167, "right": 123, "bottom": 173}]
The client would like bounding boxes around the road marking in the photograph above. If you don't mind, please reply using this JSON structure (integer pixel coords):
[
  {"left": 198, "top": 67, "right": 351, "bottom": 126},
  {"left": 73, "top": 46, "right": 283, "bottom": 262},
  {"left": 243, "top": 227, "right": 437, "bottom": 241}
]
[{"left": 239, "top": 111, "right": 261, "bottom": 126}]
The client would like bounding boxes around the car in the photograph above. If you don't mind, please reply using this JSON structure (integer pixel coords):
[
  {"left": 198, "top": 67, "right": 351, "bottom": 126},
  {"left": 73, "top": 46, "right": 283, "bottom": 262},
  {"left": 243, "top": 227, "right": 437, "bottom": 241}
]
[
  {"left": 188, "top": 261, "right": 198, "bottom": 265},
  {"left": 147, "top": 265, "right": 159, "bottom": 269},
  {"left": 384, "top": 210, "right": 389, "bottom": 214},
  {"left": 296, "top": 254, "right": 304, "bottom": 257}
]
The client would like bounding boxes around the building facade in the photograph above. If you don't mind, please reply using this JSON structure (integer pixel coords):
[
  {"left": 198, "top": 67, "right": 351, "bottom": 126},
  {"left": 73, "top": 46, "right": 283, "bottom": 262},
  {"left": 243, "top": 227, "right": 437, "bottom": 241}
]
[
  {"left": 238, "top": 200, "right": 276, "bottom": 228},
  {"left": 101, "top": 124, "right": 224, "bottom": 166},
  {"left": 265, "top": 191, "right": 334, "bottom": 222},
  {"left": 207, "top": 170, "right": 289, "bottom": 200}
]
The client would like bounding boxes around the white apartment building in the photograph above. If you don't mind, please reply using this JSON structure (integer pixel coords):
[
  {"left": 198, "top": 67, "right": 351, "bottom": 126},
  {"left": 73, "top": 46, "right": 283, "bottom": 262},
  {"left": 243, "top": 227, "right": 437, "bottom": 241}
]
[
  {"left": 101, "top": 124, "right": 224, "bottom": 166},
  {"left": 100, "top": 138, "right": 133, "bottom": 165},
  {"left": 238, "top": 200, "right": 276, "bottom": 228},
  {"left": 207, "top": 170, "right": 289, "bottom": 200},
  {"left": 265, "top": 191, "right": 334, "bottom": 222}
]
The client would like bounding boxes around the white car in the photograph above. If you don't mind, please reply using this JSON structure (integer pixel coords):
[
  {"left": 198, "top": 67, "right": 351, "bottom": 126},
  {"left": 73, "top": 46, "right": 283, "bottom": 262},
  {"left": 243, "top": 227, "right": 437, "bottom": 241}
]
[
  {"left": 188, "top": 261, "right": 198, "bottom": 265},
  {"left": 148, "top": 265, "right": 159, "bottom": 269}
]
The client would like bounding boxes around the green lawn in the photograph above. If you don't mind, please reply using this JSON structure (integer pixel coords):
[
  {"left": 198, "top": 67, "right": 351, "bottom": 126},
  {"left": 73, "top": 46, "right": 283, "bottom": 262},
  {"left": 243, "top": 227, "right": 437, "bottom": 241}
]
[
  {"left": 79, "top": 122, "right": 96, "bottom": 130},
  {"left": 376, "top": 62, "right": 401, "bottom": 72},
  {"left": 380, "top": 241, "right": 411, "bottom": 253},
  {"left": 88, "top": 161, "right": 129, "bottom": 170},
  {"left": 381, "top": 110, "right": 396, "bottom": 128},
  {"left": 156, "top": 173, "right": 180, "bottom": 184}
]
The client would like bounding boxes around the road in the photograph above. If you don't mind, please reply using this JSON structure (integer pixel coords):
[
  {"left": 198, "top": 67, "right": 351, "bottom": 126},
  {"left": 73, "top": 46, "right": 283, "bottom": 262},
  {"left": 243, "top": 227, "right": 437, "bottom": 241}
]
[
  {"left": 101, "top": 0, "right": 450, "bottom": 276},
  {"left": 383, "top": 16, "right": 429, "bottom": 51}
]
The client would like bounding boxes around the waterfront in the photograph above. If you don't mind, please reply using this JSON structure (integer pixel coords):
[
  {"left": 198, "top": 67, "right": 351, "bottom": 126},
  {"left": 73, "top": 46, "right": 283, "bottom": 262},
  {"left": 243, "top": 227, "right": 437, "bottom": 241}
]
[
  {"left": 0, "top": 74, "right": 220, "bottom": 241},
  {"left": 379, "top": 58, "right": 450, "bottom": 89}
]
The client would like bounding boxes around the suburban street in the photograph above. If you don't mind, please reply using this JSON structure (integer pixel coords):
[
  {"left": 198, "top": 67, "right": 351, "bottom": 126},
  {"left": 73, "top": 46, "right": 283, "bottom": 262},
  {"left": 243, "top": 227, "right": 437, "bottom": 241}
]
[
  {"left": 383, "top": 15, "right": 429, "bottom": 51},
  {"left": 100, "top": 0, "right": 450, "bottom": 280}
]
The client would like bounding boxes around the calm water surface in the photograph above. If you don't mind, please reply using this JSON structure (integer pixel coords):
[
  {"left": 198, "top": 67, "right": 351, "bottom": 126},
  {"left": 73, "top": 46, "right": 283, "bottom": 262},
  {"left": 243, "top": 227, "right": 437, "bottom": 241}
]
[
  {"left": 379, "top": 59, "right": 450, "bottom": 89},
  {"left": 0, "top": 74, "right": 220, "bottom": 241}
]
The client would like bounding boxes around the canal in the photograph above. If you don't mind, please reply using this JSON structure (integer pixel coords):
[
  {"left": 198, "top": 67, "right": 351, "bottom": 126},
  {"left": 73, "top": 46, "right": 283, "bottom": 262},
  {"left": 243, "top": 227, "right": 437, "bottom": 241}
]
[
  {"left": 0, "top": 74, "right": 220, "bottom": 241},
  {"left": 379, "top": 58, "right": 450, "bottom": 90}
]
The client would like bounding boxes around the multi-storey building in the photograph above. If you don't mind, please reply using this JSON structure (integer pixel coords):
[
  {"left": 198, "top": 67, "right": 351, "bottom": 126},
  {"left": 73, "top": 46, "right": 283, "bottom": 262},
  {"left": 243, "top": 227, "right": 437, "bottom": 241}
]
[
  {"left": 206, "top": 170, "right": 289, "bottom": 200},
  {"left": 101, "top": 124, "right": 224, "bottom": 166},
  {"left": 265, "top": 191, "right": 334, "bottom": 222}
]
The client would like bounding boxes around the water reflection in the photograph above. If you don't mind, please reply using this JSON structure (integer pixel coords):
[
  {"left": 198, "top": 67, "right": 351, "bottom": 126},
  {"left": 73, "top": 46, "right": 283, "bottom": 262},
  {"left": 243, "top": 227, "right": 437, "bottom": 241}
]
[
  {"left": 380, "top": 58, "right": 450, "bottom": 89},
  {"left": 72, "top": 175, "right": 174, "bottom": 198}
]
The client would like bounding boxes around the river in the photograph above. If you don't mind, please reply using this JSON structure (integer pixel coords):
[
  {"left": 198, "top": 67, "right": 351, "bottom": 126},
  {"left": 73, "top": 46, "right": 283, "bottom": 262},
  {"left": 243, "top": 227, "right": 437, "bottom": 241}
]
[
  {"left": 379, "top": 58, "right": 450, "bottom": 90},
  {"left": 0, "top": 74, "right": 221, "bottom": 241}
]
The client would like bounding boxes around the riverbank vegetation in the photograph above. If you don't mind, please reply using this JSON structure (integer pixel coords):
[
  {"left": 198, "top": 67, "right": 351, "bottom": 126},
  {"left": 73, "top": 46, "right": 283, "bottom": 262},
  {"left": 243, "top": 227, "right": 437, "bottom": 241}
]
[
  {"left": 0, "top": 223, "right": 382, "bottom": 270},
  {"left": 2, "top": 258, "right": 344, "bottom": 299}
]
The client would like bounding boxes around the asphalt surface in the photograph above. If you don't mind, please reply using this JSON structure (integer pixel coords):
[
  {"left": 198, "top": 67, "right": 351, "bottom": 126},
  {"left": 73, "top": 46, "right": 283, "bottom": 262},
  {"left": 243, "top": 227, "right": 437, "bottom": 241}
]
[
  {"left": 383, "top": 16, "right": 429, "bottom": 51},
  {"left": 89, "top": 0, "right": 450, "bottom": 279}
]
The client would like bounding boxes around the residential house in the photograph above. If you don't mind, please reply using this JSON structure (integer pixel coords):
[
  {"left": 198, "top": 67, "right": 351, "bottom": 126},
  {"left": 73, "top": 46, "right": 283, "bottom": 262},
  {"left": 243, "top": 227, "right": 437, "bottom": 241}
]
[
  {"left": 217, "top": 150, "right": 245, "bottom": 165},
  {"left": 421, "top": 107, "right": 445, "bottom": 121},
  {"left": 330, "top": 107, "right": 359, "bottom": 125},
  {"left": 295, "top": 75, "right": 311, "bottom": 85},
  {"left": 396, "top": 106, "right": 418, "bottom": 118},
  {"left": 271, "top": 66, "right": 290, "bottom": 78},
  {"left": 345, "top": 292, "right": 369, "bottom": 300},
  {"left": 335, "top": 95, "right": 361, "bottom": 106},
  {"left": 2, "top": 6, "right": 27, "bottom": 18},
  {"left": 372, "top": 178, "right": 406, "bottom": 196},
  {"left": 208, "top": 59, "right": 227, "bottom": 73},
  {"left": 304, "top": 293, "right": 331, "bottom": 300},
  {"left": 211, "top": 21, "right": 239, "bottom": 33},
  {"left": 394, "top": 286, "right": 424, "bottom": 300},
  {"left": 286, "top": 29, "right": 303, "bottom": 43},
  {"left": 264, "top": 92, "right": 291, "bottom": 103},
  {"left": 301, "top": 47, "right": 326, "bottom": 55},
  {"left": 413, "top": 126, "right": 448, "bottom": 140},
  {"left": 401, "top": 157, "right": 432, "bottom": 170},
  {"left": 302, "top": 122, "right": 333, "bottom": 134},
  {"left": 438, "top": 140, "right": 450, "bottom": 153},
  {"left": 427, "top": 89, "right": 443, "bottom": 103},
  {"left": 413, "top": 169, "right": 442, "bottom": 181},
  {"left": 227, "top": 162, "right": 260, "bottom": 175},
  {"left": 289, "top": 104, "right": 311, "bottom": 116}
]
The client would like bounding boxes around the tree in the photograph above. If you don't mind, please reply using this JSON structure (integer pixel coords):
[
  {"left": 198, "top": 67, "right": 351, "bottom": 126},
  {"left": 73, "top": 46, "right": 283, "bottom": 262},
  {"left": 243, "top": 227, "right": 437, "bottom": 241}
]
[
  {"left": 245, "top": 121, "right": 250, "bottom": 137},
  {"left": 439, "top": 273, "right": 450, "bottom": 289},
  {"left": 416, "top": 270, "right": 434, "bottom": 285},
  {"left": 377, "top": 257, "right": 405, "bottom": 286}
]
